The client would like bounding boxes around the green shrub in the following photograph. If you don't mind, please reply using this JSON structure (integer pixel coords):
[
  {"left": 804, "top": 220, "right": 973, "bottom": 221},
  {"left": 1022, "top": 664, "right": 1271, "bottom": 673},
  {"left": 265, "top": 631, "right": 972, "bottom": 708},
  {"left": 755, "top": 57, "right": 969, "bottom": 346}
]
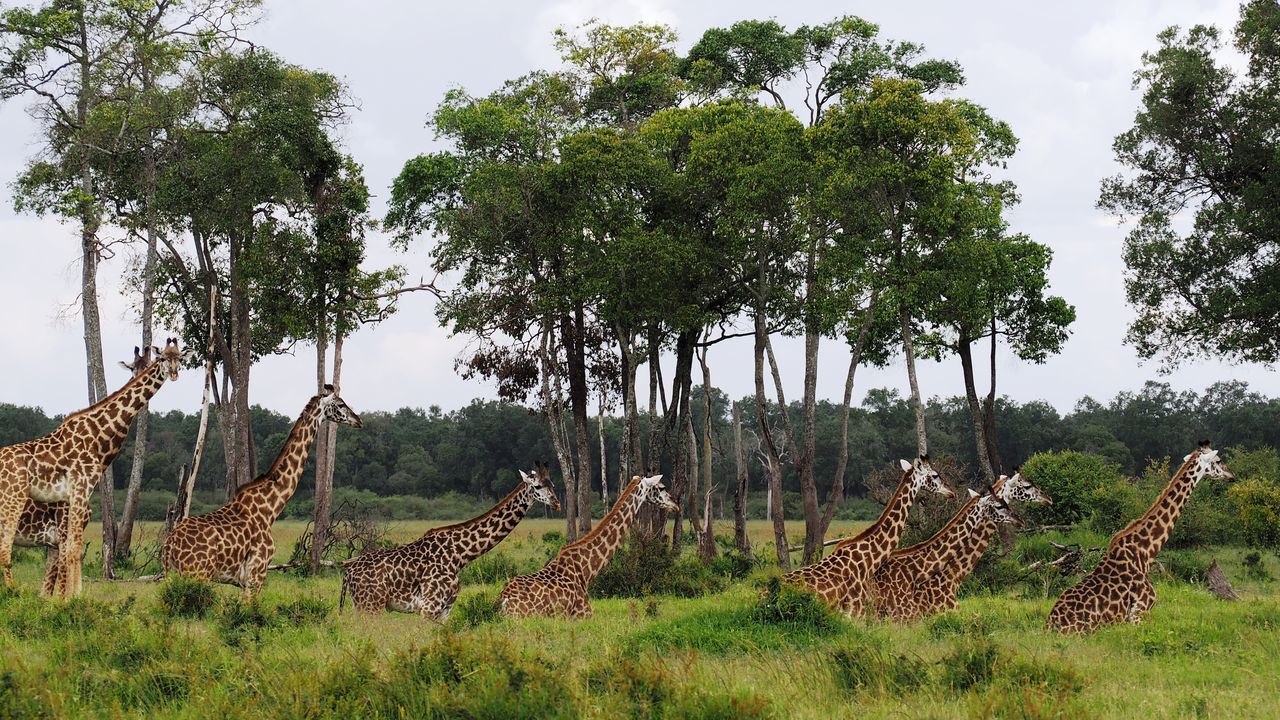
[
  {"left": 157, "top": 576, "right": 218, "bottom": 620},
  {"left": 540, "top": 530, "right": 565, "bottom": 546},
  {"left": 1157, "top": 549, "right": 1210, "bottom": 584},
  {"left": 1225, "top": 446, "right": 1279, "bottom": 484},
  {"left": 589, "top": 657, "right": 773, "bottom": 719},
  {"left": 1229, "top": 479, "right": 1280, "bottom": 549},
  {"left": 215, "top": 598, "right": 280, "bottom": 647},
  {"left": 1242, "top": 551, "right": 1272, "bottom": 581},
  {"left": 939, "top": 637, "right": 1000, "bottom": 692},
  {"left": 275, "top": 595, "right": 330, "bottom": 626},
  {"left": 1022, "top": 451, "right": 1126, "bottom": 526},
  {"left": 0, "top": 671, "right": 52, "bottom": 718},
  {"left": 749, "top": 577, "right": 839, "bottom": 631},
  {"left": 459, "top": 551, "right": 522, "bottom": 586},
  {"left": 708, "top": 550, "right": 756, "bottom": 580},
  {"left": 448, "top": 591, "right": 501, "bottom": 629},
  {"left": 830, "top": 646, "right": 928, "bottom": 697}
]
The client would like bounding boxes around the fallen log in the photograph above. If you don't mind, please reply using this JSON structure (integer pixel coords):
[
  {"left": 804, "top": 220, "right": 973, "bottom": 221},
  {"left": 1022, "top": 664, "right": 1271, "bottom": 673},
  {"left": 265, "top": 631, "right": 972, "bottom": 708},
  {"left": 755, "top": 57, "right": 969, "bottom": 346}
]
[{"left": 1205, "top": 559, "right": 1239, "bottom": 600}]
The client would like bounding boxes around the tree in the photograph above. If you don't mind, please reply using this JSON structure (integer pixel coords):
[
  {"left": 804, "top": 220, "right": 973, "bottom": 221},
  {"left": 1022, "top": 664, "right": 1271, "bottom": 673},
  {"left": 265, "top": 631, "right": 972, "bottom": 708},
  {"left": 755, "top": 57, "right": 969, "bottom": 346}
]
[{"left": 1100, "top": 0, "right": 1280, "bottom": 366}]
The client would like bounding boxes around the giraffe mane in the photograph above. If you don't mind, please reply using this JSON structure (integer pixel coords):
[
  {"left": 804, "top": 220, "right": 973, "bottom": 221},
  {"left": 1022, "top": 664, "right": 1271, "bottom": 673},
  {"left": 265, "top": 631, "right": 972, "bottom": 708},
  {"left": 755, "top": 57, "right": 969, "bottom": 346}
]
[
  {"left": 420, "top": 480, "right": 528, "bottom": 536},
  {"left": 59, "top": 356, "right": 165, "bottom": 423},
  {"left": 1107, "top": 450, "right": 1198, "bottom": 553}
]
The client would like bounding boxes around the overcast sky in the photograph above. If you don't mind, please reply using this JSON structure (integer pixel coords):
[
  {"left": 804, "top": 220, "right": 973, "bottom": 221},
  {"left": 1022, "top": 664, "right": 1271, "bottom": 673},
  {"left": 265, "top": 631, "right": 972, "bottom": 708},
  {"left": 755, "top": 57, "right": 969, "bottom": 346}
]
[{"left": 0, "top": 0, "right": 1272, "bottom": 420}]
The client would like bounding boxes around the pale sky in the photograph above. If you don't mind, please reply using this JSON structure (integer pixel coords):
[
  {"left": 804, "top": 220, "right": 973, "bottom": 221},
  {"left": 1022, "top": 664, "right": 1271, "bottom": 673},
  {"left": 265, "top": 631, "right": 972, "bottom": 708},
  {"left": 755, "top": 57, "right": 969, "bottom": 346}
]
[{"left": 0, "top": 0, "right": 1272, "bottom": 419}]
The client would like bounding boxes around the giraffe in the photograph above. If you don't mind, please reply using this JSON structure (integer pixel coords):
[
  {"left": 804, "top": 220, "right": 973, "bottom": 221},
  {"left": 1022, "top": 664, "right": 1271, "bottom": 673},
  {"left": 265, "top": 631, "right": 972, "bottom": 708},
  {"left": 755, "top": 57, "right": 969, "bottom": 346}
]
[
  {"left": 899, "top": 470, "right": 1053, "bottom": 619},
  {"left": 498, "top": 471, "right": 678, "bottom": 618},
  {"left": 0, "top": 338, "right": 183, "bottom": 596},
  {"left": 160, "top": 386, "right": 362, "bottom": 598},
  {"left": 783, "top": 456, "right": 954, "bottom": 617},
  {"left": 1048, "top": 441, "right": 1234, "bottom": 634},
  {"left": 872, "top": 488, "right": 1022, "bottom": 621},
  {"left": 339, "top": 462, "right": 561, "bottom": 618}
]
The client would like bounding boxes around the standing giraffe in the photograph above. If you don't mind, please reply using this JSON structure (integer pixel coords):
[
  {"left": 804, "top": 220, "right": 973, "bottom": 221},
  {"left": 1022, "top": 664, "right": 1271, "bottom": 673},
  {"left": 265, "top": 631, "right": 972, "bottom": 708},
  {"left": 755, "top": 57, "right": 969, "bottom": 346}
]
[
  {"left": 899, "top": 471, "right": 1052, "bottom": 619},
  {"left": 340, "top": 462, "right": 561, "bottom": 618},
  {"left": 784, "top": 456, "right": 954, "bottom": 617},
  {"left": 0, "top": 339, "right": 183, "bottom": 596},
  {"left": 499, "top": 472, "right": 678, "bottom": 618},
  {"left": 161, "top": 386, "right": 362, "bottom": 598},
  {"left": 1049, "top": 441, "right": 1234, "bottom": 634}
]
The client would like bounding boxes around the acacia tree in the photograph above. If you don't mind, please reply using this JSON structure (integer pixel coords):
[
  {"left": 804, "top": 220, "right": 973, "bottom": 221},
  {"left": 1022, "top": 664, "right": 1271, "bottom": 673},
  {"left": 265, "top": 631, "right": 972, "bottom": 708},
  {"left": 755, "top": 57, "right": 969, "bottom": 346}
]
[{"left": 1101, "top": 0, "right": 1280, "bottom": 366}]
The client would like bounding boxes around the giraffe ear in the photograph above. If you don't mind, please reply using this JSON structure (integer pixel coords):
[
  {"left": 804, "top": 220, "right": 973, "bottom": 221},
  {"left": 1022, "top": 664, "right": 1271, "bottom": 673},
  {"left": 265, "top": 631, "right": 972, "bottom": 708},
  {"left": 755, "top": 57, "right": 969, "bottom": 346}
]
[
  {"left": 968, "top": 488, "right": 980, "bottom": 499},
  {"left": 118, "top": 361, "right": 133, "bottom": 372},
  {"left": 1183, "top": 453, "right": 1193, "bottom": 462},
  {"left": 519, "top": 470, "right": 533, "bottom": 484},
  {"left": 899, "top": 459, "right": 912, "bottom": 472}
]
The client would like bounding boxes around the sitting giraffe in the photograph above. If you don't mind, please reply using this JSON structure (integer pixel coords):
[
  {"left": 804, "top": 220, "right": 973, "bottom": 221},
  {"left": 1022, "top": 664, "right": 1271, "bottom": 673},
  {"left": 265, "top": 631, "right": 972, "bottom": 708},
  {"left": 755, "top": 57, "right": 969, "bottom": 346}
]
[
  {"left": 499, "top": 472, "right": 678, "bottom": 618},
  {"left": 784, "top": 456, "right": 954, "bottom": 617},
  {"left": 161, "top": 386, "right": 362, "bottom": 597},
  {"left": 0, "top": 339, "right": 183, "bottom": 596},
  {"left": 872, "top": 488, "right": 1022, "bottom": 621},
  {"left": 340, "top": 463, "right": 561, "bottom": 618},
  {"left": 896, "top": 471, "right": 1052, "bottom": 619},
  {"left": 1049, "top": 441, "right": 1234, "bottom": 634}
]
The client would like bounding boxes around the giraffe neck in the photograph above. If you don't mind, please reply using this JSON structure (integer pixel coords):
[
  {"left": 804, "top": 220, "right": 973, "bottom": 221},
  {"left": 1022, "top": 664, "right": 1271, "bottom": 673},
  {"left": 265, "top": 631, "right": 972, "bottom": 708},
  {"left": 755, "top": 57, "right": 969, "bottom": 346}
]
[
  {"left": 230, "top": 396, "right": 324, "bottom": 521},
  {"left": 63, "top": 360, "right": 169, "bottom": 461},
  {"left": 428, "top": 482, "right": 537, "bottom": 565},
  {"left": 896, "top": 494, "right": 984, "bottom": 574},
  {"left": 940, "top": 506, "right": 1002, "bottom": 583},
  {"left": 838, "top": 469, "right": 920, "bottom": 564},
  {"left": 556, "top": 475, "right": 646, "bottom": 585},
  {"left": 1120, "top": 455, "right": 1204, "bottom": 560}
]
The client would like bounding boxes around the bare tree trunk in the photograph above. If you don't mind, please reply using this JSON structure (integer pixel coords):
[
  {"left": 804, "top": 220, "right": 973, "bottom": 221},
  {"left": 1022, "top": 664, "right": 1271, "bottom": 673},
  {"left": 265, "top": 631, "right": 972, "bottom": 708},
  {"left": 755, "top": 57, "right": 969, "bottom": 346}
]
[
  {"left": 697, "top": 344, "right": 717, "bottom": 563},
  {"left": 819, "top": 292, "right": 878, "bottom": 538},
  {"left": 982, "top": 322, "right": 1003, "bottom": 476},
  {"left": 617, "top": 327, "right": 641, "bottom": 486},
  {"left": 117, "top": 180, "right": 160, "bottom": 558},
  {"left": 754, "top": 307, "right": 790, "bottom": 571},
  {"left": 564, "top": 308, "right": 593, "bottom": 535},
  {"left": 540, "top": 322, "right": 578, "bottom": 540},
  {"left": 598, "top": 394, "right": 609, "bottom": 507},
  {"left": 899, "top": 303, "right": 929, "bottom": 456},
  {"left": 310, "top": 327, "right": 342, "bottom": 570},
  {"left": 799, "top": 326, "right": 821, "bottom": 565},
  {"left": 732, "top": 401, "right": 751, "bottom": 557},
  {"left": 959, "top": 335, "right": 995, "bottom": 484},
  {"left": 178, "top": 286, "right": 218, "bottom": 525}
]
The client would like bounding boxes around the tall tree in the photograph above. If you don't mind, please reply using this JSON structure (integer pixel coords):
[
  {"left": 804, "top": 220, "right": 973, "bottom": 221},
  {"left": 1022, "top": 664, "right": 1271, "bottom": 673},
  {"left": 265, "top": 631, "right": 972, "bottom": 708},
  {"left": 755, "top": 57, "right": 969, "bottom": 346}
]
[{"left": 1101, "top": 0, "right": 1280, "bottom": 367}]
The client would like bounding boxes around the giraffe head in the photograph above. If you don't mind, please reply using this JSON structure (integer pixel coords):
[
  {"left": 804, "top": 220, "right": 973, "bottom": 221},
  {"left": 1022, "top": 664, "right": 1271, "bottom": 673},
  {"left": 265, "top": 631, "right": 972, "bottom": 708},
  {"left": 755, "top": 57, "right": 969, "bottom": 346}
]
[
  {"left": 899, "top": 455, "right": 954, "bottom": 498},
  {"left": 970, "top": 488, "right": 1023, "bottom": 528},
  {"left": 317, "top": 385, "right": 363, "bottom": 428},
  {"left": 639, "top": 472, "right": 679, "bottom": 512},
  {"left": 119, "top": 346, "right": 153, "bottom": 377},
  {"left": 156, "top": 338, "right": 183, "bottom": 381},
  {"left": 1185, "top": 440, "right": 1234, "bottom": 482},
  {"left": 520, "top": 461, "right": 562, "bottom": 512},
  {"left": 995, "top": 467, "right": 1052, "bottom": 506}
]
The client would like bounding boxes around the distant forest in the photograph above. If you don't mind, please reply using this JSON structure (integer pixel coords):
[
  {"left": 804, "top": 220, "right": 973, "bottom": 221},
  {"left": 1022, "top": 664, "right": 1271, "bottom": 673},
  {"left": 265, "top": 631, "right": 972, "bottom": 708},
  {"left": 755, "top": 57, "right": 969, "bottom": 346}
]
[{"left": 2, "top": 379, "right": 1274, "bottom": 521}]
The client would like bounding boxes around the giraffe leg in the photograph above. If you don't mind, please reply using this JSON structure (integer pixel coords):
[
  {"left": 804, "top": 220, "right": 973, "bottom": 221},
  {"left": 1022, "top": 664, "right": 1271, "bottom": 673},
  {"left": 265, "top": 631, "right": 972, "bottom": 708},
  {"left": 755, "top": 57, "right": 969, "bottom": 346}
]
[
  {"left": 61, "top": 496, "right": 91, "bottom": 598},
  {"left": 41, "top": 545, "right": 61, "bottom": 597}
]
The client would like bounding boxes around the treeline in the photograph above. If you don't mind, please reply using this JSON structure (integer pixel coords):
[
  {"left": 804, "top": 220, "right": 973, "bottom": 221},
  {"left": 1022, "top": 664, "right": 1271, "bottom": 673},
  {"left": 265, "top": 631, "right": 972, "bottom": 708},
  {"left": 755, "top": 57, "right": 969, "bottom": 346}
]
[{"left": 4, "top": 379, "right": 1275, "bottom": 521}]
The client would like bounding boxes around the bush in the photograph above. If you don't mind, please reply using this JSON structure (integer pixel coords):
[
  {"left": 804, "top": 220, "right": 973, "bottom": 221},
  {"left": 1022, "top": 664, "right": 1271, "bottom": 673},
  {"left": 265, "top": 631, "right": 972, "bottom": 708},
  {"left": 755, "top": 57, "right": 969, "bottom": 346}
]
[
  {"left": 1229, "top": 479, "right": 1280, "bottom": 549},
  {"left": 215, "top": 598, "right": 280, "bottom": 647},
  {"left": 592, "top": 533, "right": 732, "bottom": 599},
  {"left": 448, "top": 590, "right": 501, "bottom": 629},
  {"left": 939, "top": 637, "right": 1000, "bottom": 692},
  {"left": 830, "top": 646, "right": 928, "bottom": 697},
  {"left": 749, "top": 577, "right": 839, "bottom": 631},
  {"left": 157, "top": 576, "right": 218, "bottom": 620},
  {"left": 275, "top": 595, "right": 330, "bottom": 626},
  {"left": 1022, "top": 451, "right": 1126, "bottom": 526}
]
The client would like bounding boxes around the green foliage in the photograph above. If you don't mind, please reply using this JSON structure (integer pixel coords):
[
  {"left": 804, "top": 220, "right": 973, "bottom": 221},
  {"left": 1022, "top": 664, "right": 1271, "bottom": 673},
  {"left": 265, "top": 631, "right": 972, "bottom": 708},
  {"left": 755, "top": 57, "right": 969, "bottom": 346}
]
[
  {"left": 459, "top": 551, "right": 523, "bottom": 586},
  {"left": 157, "top": 576, "right": 218, "bottom": 620},
  {"left": 938, "top": 637, "right": 1000, "bottom": 692},
  {"left": 830, "top": 645, "right": 928, "bottom": 697},
  {"left": 1229, "top": 479, "right": 1280, "bottom": 548},
  {"left": 592, "top": 533, "right": 730, "bottom": 599},
  {"left": 448, "top": 591, "right": 501, "bottom": 630},
  {"left": 1021, "top": 451, "right": 1126, "bottom": 525},
  {"left": 749, "top": 577, "right": 839, "bottom": 632},
  {"left": 1101, "top": 1, "right": 1280, "bottom": 366}
]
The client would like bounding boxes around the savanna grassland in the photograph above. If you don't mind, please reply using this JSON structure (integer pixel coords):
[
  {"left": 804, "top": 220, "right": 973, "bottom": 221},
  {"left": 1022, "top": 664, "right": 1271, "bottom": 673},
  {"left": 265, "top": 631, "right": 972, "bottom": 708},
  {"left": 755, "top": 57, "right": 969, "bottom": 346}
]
[{"left": 1, "top": 521, "right": 1278, "bottom": 719}]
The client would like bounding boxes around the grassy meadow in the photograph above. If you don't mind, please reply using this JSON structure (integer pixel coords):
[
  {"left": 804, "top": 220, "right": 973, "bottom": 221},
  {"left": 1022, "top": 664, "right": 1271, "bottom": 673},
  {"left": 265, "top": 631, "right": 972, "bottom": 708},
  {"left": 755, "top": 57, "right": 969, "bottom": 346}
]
[{"left": 1, "top": 520, "right": 1278, "bottom": 719}]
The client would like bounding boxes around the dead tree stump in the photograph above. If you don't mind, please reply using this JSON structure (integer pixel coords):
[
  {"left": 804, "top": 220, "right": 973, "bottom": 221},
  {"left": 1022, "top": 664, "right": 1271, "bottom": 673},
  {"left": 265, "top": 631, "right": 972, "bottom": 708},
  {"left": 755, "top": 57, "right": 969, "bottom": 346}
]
[{"left": 1205, "top": 559, "right": 1239, "bottom": 601}]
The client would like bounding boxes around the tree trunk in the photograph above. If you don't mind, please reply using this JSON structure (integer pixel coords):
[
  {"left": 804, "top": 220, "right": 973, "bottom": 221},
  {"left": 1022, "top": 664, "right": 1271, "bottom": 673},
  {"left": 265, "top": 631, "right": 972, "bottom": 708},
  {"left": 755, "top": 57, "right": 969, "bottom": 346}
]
[
  {"left": 732, "top": 401, "right": 752, "bottom": 557},
  {"left": 754, "top": 308, "right": 790, "bottom": 571},
  {"left": 310, "top": 328, "right": 342, "bottom": 570},
  {"left": 697, "top": 346, "right": 717, "bottom": 564},
  {"left": 540, "top": 321, "right": 578, "bottom": 540},
  {"left": 899, "top": 302, "right": 929, "bottom": 456},
  {"left": 117, "top": 157, "right": 160, "bottom": 558},
  {"left": 819, "top": 290, "right": 878, "bottom": 538},
  {"left": 799, "top": 325, "right": 821, "bottom": 565},
  {"left": 982, "top": 321, "right": 1003, "bottom": 476},
  {"left": 666, "top": 330, "right": 696, "bottom": 551},
  {"left": 597, "top": 393, "right": 609, "bottom": 507},
  {"left": 176, "top": 285, "right": 218, "bottom": 526},
  {"left": 958, "top": 335, "right": 995, "bottom": 484},
  {"left": 564, "top": 308, "right": 594, "bottom": 534},
  {"left": 617, "top": 327, "right": 641, "bottom": 486}
]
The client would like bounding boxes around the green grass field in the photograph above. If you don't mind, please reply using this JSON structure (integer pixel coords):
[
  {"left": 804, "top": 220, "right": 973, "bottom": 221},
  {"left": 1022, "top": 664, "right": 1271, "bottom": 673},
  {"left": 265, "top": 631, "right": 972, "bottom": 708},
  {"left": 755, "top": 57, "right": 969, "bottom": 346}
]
[{"left": 2, "top": 520, "right": 1278, "bottom": 718}]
